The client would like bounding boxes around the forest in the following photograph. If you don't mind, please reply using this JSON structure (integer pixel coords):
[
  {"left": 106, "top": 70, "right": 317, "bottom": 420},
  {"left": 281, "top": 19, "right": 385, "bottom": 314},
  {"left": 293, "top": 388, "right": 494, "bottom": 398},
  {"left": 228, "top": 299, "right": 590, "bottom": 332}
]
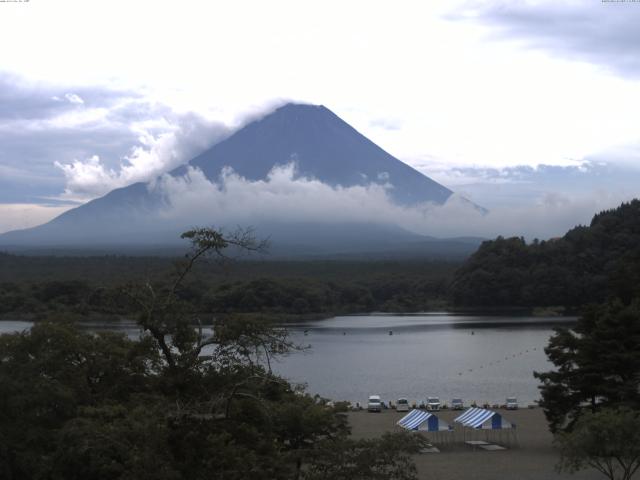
[
  {"left": 0, "top": 255, "right": 456, "bottom": 321},
  {"left": 2, "top": 200, "right": 640, "bottom": 321},
  {"left": 451, "top": 200, "right": 640, "bottom": 308}
]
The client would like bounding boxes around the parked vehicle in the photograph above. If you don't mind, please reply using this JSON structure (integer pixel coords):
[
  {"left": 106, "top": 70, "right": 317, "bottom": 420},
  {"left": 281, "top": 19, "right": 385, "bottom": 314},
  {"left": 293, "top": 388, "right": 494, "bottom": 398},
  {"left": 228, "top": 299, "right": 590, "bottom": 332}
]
[
  {"left": 451, "top": 398, "right": 464, "bottom": 410},
  {"left": 368, "top": 395, "right": 382, "bottom": 412},
  {"left": 426, "top": 396, "right": 441, "bottom": 411},
  {"left": 506, "top": 397, "right": 518, "bottom": 410},
  {"left": 396, "top": 397, "right": 410, "bottom": 412}
]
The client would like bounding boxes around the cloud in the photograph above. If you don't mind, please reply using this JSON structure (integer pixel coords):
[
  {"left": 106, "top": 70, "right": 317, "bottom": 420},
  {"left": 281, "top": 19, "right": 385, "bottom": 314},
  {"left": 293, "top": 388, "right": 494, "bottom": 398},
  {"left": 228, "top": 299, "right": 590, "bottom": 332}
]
[
  {"left": 369, "top": 117, "right": 402, "bottom": 131},
  {"left": 64, "top": 93, "right": 84, "bottom": 105},
  {"left": 55, "top": 111, "right": 231, "bottom": 201},
  {"left": 448, "top": 1, "right": 640, "bottom": 78},
  {"left": 0, "top": 72, "right": 236, "bottom": 202},
  {"left": 0, "top": 73, "right": 142, "bottom": 201},
  {"left": 0, "top": 204, "right": 72, "bottom": 235},
  {"left": 414, "top": 157, "right": 640, "bottom": 210},
  {"left": 149, "top": 163, "right": 636, "bottom": 241}
]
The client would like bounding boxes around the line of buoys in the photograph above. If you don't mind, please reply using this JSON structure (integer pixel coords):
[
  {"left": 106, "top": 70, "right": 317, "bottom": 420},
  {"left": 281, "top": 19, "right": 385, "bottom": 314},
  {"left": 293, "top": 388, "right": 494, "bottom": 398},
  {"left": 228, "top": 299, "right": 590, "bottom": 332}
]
[{"left": 455, "top": 346, "right": 543, "bottom": 377}]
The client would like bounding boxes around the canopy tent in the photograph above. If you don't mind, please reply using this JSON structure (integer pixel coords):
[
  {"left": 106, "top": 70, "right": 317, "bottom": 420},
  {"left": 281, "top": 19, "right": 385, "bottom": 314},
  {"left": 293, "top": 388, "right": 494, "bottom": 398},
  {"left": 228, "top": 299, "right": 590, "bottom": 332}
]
[
  {"left": 397, "top": 409, "right": 452, "bottom": 443},
  {"left": 454, "top": 407, "right": 514, "bottom": 430},
  {"left": 453, "top": 407, "right": 518, "bottom": 446}
]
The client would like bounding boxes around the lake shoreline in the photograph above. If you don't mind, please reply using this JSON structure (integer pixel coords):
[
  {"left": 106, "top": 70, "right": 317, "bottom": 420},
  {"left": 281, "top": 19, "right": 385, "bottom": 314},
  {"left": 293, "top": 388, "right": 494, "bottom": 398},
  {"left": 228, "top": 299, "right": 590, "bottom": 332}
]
[{"left": 0, "top": 306, "right": 581, "bottom": 324}]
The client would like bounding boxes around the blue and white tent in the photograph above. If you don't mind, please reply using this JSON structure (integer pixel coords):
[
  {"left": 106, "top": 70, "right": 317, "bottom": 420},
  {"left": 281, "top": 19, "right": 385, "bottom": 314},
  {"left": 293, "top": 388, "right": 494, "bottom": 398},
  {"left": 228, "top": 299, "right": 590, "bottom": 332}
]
[
  {"left": 397, "top": 409, "right": 452, "bottom": 432},
  {"left": 454, "top": 407, "right": 515, "bottom": 430},
  {"left": 453, "top": 407, "right": 518, "bottom": 447}
]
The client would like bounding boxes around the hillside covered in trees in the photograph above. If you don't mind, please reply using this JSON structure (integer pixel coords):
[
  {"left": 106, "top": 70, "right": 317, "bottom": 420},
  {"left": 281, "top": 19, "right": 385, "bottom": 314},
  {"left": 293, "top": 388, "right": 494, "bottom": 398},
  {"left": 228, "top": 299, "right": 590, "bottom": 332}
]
[
  {"left": 451, "top": 200, "right": 640, "bottom": 308},
  {"left": 0, "top": 255, "right": 455, "bottom": 320}
]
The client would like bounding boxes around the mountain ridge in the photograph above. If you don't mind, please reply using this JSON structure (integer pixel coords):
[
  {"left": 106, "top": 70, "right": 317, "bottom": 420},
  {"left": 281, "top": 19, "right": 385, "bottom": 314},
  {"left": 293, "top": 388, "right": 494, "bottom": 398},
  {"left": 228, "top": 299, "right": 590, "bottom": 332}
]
[
  {"left": 0, "top": 103, "right": 469, "bottom": 255},
  {"left": 174, "top": 102, "right": 452, "bottom": 205}
]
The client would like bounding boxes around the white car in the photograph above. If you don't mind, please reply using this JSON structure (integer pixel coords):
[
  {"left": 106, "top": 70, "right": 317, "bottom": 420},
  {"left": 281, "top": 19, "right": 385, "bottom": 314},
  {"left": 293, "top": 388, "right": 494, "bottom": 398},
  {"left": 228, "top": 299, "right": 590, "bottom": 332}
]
[
  {"left": 451, "top": 398, "right": 464, "bottom": 410},
  {"left": 368, "top": 395, "right": 382, "bottom": 412},
  {"left": 396, "top": 397, "right": 410, "bottom": 412},
  {"left": 426, "top": 396, "right": 441, "bottom": 411},
  {"left": 506, "top": 397, "right": 518, "bottom": 410}
]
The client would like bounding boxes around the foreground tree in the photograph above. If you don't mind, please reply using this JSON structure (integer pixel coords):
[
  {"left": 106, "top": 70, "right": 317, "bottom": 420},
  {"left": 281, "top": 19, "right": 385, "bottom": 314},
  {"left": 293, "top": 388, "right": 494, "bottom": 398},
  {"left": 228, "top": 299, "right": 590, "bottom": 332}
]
[
  {"left": 534, "top": 300, "right": 640, "bottom": 433},
  {"left": 302, "top": 432, "right": 425, "bottom": 480},
  {"left": 0, "top": 227, "right": 421, "bottom": 480},
  {"left": 556, "top": 408, "right": 640, "bottom": 480}
]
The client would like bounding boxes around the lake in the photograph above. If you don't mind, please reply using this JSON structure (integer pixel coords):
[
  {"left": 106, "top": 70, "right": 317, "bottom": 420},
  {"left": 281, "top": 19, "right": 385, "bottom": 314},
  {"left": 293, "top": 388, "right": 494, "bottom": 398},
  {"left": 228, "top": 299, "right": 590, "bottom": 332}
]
[
  {"left": 0, "top": 313, "right": 573, "bottom": 407},
  {"left": 276, "top": 313, "right": 574, "bottom": 407}
]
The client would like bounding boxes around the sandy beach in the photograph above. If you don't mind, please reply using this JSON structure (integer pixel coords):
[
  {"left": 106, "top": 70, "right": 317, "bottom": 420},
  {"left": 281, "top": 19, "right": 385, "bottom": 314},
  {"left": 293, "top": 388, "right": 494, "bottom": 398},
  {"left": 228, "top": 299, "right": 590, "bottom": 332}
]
[{"left": 348, "top": 408, "right": 612, "bottom": 480}]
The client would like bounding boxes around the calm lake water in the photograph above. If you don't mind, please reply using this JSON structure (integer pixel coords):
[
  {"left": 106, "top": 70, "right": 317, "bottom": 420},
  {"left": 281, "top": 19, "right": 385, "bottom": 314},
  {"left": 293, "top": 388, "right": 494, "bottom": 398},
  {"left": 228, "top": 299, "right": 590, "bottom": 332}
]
[
  {"left": 0, "top": 314, "right": 574, "bottom": 406},
  {"left": 276, "top": 314, "right": 574, "bottom": 406}
]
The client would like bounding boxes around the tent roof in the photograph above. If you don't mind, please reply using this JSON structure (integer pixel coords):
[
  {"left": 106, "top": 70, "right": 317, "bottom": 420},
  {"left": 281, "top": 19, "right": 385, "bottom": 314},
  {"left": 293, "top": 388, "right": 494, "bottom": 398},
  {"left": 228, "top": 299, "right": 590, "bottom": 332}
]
[
  {"left": 454, "top": 407, "right": 514, "bottom": 430},
  {"left": 397, "top": 409, "right": 450, "bottom": 432}
]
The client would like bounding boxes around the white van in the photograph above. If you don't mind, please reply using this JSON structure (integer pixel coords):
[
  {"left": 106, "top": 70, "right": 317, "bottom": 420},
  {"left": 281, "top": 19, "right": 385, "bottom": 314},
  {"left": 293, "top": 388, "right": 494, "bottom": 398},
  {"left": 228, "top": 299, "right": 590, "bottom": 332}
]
[
  {"left": 368, "top": 395, "right": 382, "bottom": 412},
  {"left": 426, "top": 397, "right": 441, "bottom": 411},
  {"left": 506, "top": 397, "right": 518, "bottom": 410},
  {"left": 396, "top": 397, "right": 410, "bottom": 412},
  {"left": 451, "top": 398, "right": 464, "bottom": 410}
]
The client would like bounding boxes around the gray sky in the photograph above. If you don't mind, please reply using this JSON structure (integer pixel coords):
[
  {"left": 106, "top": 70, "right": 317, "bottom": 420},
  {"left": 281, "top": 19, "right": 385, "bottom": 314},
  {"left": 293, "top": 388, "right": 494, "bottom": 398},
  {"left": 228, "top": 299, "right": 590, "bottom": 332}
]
[{"left": 1, "top": 0, "right": 639, "bottom": 236}]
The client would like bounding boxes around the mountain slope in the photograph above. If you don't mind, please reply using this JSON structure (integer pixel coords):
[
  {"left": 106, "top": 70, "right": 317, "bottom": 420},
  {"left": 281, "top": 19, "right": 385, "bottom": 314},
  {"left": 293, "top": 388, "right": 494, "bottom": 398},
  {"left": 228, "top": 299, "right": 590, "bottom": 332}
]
[
  {"left": 0, "top": 103, "right": 461, "bottom": 254},
  {"left": 177, "top": 103, "right": 452, "bottom": 205}
]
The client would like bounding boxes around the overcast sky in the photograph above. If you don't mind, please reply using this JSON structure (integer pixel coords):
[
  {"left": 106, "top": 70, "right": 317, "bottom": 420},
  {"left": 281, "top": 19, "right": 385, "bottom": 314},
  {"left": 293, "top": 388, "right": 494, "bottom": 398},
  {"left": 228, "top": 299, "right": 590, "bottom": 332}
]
[{"left": 1, "top": 0, "right": 639, "bottom": 235}]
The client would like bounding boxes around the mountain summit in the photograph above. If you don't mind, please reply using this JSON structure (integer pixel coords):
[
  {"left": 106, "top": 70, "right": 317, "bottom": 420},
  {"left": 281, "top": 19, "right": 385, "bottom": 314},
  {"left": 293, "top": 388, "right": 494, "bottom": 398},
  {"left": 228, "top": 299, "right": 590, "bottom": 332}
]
[
  {"left": 0, "top": 103, "right": 471, "bottom": 254},
  {"left": 176, "top": 103, "right": 452, "bottom": 205}
]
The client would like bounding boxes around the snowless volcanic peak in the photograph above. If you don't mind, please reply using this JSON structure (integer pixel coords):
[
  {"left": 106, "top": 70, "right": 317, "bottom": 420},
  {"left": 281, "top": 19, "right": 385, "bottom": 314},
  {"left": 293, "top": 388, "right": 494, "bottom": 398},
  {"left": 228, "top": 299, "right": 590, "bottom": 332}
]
[
  {"left": 182, "top": 102, "right": 453, "bottom": 206},
  {"left": 0, "top": 103, "right": 465, "bottom": 253}
]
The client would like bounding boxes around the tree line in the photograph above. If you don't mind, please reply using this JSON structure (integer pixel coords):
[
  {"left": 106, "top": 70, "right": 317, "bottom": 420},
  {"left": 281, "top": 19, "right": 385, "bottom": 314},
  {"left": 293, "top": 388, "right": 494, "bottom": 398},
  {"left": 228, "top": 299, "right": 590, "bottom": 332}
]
[
  {"left": 0, "top": 264, "right": 454, "bottom": 320},
  {"left": 451, "top": 200, "right": 640, "bottom": 308}
]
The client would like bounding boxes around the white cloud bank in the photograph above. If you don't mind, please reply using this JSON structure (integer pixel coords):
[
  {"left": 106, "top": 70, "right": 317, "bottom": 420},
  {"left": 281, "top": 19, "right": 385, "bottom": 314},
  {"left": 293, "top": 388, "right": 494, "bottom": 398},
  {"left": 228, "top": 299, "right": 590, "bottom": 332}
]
[
  {"left": 150, "top": 164, "right": 635, "bottom": 241},
  {"left": 54, "top": 112, "right": 231, "bottom": 201},
  {"left": 0, "top": 204, "right": 72, "bottom": 234}
]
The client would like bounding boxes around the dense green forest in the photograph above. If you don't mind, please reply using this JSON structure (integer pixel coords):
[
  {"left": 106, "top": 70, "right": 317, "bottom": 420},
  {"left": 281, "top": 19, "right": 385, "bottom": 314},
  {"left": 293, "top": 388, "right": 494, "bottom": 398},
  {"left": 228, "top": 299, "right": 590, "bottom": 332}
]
[
  {"left": 451, "top": 200, "right": 640, "bottom": 308},
  {"left": 3, "top": 199, "right": 640, "bottom": 319},
  {"left": 0, "top": 254, "right": 457, "bottom": 320}
]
